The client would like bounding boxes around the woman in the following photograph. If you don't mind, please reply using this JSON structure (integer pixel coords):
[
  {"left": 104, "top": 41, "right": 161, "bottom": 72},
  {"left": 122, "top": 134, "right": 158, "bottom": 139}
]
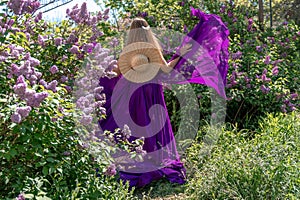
[
  {"left": 99, "top": 8, "right": 229, "bottom": 188},
  {"left": 99, "top": 17, "right": 192, "bottom": 188}
]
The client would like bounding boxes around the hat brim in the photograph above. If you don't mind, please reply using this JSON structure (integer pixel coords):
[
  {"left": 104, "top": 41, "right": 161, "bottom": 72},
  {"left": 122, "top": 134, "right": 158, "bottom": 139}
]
[
  {"left": 123, "top": 63, "right": 160, "bottom": 83},
  {"left": 118, "top": 42, "right": 165, "bottom": 83}
]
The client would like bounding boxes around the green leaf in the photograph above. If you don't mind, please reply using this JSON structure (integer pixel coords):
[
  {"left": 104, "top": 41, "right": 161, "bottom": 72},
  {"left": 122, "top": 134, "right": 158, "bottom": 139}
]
[{"left": 42, "top": 166, "right": 49, "bottom": 176}]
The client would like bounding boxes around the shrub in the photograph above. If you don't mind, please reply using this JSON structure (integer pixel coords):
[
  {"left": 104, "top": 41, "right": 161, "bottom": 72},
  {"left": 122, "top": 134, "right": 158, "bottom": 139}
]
[{"left": 185, "top": 111, "right": 300, "bottom": 199}]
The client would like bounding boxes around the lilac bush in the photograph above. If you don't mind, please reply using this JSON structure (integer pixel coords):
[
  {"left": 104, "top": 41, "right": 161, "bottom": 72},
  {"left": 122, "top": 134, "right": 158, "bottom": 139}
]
[{"left": 0, "top": 1, "right": 135, "bottom": 199}]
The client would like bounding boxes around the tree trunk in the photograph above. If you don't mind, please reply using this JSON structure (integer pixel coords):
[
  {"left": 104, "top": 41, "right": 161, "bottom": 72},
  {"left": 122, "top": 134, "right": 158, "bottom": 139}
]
[{"left": 258, "top": 0, "right": 264, "bottom": 31}]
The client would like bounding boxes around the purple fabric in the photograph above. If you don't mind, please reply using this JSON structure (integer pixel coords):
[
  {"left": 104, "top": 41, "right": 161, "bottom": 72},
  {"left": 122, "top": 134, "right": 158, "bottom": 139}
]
[
  {"left": 98, "top": 8, "right": 229, "bottom": 188},
  {"left": 166, "top": 7, "right": 230, "bottom": 98}
]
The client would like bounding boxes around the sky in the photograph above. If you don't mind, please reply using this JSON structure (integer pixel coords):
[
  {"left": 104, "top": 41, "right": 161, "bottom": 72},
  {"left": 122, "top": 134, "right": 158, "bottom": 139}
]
[{"left": 39, "top": 0, "right": 103, "bottom": 22}]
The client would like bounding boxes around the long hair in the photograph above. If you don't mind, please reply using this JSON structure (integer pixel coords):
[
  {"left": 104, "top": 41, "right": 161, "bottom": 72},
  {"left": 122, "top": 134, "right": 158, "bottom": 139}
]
[{"left": 125, "top": 18, "right": 162, "bottom": 51}]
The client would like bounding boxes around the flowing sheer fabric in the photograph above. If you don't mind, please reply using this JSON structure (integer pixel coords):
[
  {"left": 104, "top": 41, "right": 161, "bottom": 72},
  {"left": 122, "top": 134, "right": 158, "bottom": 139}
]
[{"left": 98, "top": 8, "right": 229, "bottom": 188}]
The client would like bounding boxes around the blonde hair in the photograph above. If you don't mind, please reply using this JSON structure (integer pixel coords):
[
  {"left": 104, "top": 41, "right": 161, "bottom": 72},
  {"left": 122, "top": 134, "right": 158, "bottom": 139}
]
[{"left": 125, "top": 18, "right": 162, "bottom": 51}]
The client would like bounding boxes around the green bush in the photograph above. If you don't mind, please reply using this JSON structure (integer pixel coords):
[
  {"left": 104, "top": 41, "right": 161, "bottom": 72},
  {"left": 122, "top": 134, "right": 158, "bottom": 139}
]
[{"left": 185, "top": 111, "right": 300, "bottom": 199}]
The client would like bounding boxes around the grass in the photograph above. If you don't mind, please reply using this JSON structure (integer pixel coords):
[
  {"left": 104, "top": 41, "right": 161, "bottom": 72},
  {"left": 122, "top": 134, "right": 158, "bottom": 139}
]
[{"left": 131, "top": 111, "right": 300, "bottom": 199}]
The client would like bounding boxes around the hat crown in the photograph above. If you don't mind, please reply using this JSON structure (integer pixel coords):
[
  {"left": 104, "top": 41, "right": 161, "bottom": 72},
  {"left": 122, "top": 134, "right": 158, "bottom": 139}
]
[{"left": 131, "top": 54, "right": 149, "bottom": 68}]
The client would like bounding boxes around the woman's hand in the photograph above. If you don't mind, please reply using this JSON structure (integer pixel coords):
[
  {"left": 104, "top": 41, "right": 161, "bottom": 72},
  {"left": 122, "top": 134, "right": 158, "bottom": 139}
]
[{"left": 179, "top": 43, "right": 192, "bottom": 56}]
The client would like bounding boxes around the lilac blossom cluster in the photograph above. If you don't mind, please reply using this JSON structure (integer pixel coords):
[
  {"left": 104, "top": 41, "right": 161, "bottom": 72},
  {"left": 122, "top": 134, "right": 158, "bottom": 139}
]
[
  {"left": 7, "top": 0, "right": 40, "bottom": 15},
  {"left": 0, "top": 16, "right": 20, "bottom": 35},
  {"left": 13, "top": 75, "right": 49, "bottom": 108},
  {"left": 66, "top": 3, "right": 108, "bottom": 42},
  {"left": 74, "top": 43, "right": 118, "bottom": 128}
]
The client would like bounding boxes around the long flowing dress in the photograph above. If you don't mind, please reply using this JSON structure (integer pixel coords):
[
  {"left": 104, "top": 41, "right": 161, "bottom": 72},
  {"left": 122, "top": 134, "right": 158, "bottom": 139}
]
[{"left": 98, "top": 8, "right": 229, "bottom": 188}]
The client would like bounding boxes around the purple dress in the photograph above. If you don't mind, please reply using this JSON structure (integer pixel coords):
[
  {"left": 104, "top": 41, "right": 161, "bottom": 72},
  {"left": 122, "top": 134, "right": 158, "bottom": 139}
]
[{"left": 98, "top": 8, "right": 229, "bottom": 188}]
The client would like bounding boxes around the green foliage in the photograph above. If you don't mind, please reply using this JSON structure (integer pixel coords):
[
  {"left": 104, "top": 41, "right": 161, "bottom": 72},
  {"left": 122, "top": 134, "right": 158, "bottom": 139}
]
[{"left": 185, "top": 112, "right": 300, "bottom": 199}]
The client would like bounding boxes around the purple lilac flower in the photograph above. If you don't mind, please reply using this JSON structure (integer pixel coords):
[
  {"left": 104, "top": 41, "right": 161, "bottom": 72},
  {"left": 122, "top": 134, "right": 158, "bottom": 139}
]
[
  {"left": 24, "top": 89, "right": 36, "bottom": 101},
  {"left": 227, "top": 10, "right": 233, "bottom": 18},
  {"left": 256, "top": 46, "right": 262, "bottom": 52},
  {"left": 50, "top": 65, "right": 58, "bottom": 74},
  {"left": 47, "top": 80, "right": 58, "bottom": 92},
  {"left": 69, "top": 45, "right": 79, "bottom": 54},
  {"left": 11, "top": 64, "right": 21, "bottom": 76},
  {"left": 29, "top": 74, "right": 37, "bottom": 84},
  {"left": 54, "top": 37, "right": 62, "bottom": 46},
  {"left": 11, "top": 112, "right": 22, "bottom": 123},
  {"left": 264, "top": 56, "right": 270, "bottom": 64},
  {"left": 67, "top": 33, "right": 77, "bottom": 43},
  {"left": 16, "top": 106, "right": 32, "bottom": 118},
  {"left": 82, "top": 43, "right": 94, "bottom": 53},
  {"left": 272, "top": 66, "right": 279, "bottom": 76},
  {"left": 13, "top": 83, "right": 27, "bottom": 96},
  {"left": 232, "top": 51, "right": 242, "bottom": 60},
  {"left": 38, "top": 34, "right": 45, "bottom": 46},
  {"left": 29, "top": 57, "right": 40, "bottom": 67},
  {"left": 105, "top": 164, "right": 116, "bottom": 176},
  {"left": 291, "top": 93, "right": 298, "bottom": 99},
  {"left": 109, "top": 38, "right": 119, "bottom": 48},
  {"left": 281, "top": 104, "right": 287, "bottom": 113},
  {"left": 63, "top": 151, "right": 71, "bottom": 156},
  {"left": 76, "top": 96, "right": 89, "bottom": 109},
  {"left": 34, "top": 12, "right": 42, "bottom": 23},
  {"left": 220, "top": 5, "right": 226, "bottom": 13},
  {"left": 123, "top": 124, "right": 131, "bottom": 139},
  {"left": 80, "top": 114, "right": 93, "bottom": 125},
  {"left": 261, "top": 74, "right": 271, "bottom": 82},
  {"left": 262, "top": 68, "right": 267, "bottom": 75},
  {"left": 16, "top": 193, "right": 26, "bottom": 200},
  {"left": 178, "top": 1, "right": 185, "bottom": 6},
  {"left": 28, "top": 92, "right": 48, "bottom": 107},
  {"left": 15, "top": 75, "right": 26, "bottom": 84},
  {"left": 247, "top": 18, "right": 253, "bottom": 31},
  {"left": 60, "top": 75, "right": 68, "bottom": 83},
  {"left": 79, "top": 2, "right": 89, "bottom": 20},
  {"left": 260, "top": 85, "right": 270, "bottom": 94},
  {"left": 39, "top": 79, "right": 47, "bottom": 87}
]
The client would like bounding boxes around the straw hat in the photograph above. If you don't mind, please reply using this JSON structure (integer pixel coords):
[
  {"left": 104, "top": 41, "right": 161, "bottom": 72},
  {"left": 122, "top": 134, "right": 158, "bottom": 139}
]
[{"left": 118, "top": 42, "right": 165, "bottom": 83}]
